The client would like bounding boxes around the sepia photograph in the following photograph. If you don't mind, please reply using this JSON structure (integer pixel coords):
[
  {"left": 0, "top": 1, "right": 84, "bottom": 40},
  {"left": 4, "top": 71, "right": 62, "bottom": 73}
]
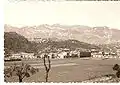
[{"left": 4, "top": 0, "right": 120, "bottom": 83}]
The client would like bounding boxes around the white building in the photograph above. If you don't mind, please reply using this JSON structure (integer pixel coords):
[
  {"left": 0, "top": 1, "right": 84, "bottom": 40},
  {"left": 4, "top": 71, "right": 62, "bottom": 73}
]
[
  {"left": 11, "top": 53, "right": 21, "bottom": 59},
  {"left": 58, "top": 52, "right": 68, "bottom": 59},
  {"left": 70, "top": 51, "right": 80, "bottom": 57},
  {"left": 91, "top": 51, "right": 103, "bottom": 58},
  {"left": 11, "top": 52, "right": 35, "bottom": 59}
]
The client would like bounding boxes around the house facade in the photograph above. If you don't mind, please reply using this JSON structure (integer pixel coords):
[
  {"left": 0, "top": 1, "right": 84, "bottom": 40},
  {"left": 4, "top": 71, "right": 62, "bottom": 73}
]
[{"left": 11, "top": 52, "right": 35, "bottom": 59}]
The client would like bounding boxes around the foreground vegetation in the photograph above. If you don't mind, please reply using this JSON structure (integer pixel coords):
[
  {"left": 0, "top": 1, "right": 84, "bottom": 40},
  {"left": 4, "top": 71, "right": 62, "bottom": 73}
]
[
  {"left": 4, "top": 59, "right": 120, "bottom": 82},
  {"left": 4, "top": 63, "right": 39, "bottom": 82}
]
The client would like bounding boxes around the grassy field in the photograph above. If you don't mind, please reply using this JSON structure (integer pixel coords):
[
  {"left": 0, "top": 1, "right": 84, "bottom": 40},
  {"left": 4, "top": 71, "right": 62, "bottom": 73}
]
[{"left": 4, "top": 58, "right": 120, "bottom": 82}]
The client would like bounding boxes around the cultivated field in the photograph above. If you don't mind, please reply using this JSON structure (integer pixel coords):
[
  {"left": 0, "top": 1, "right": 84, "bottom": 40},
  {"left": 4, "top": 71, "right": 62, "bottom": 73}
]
[{"left": 4, "top": 58, "right": 120, "bottom": 82}]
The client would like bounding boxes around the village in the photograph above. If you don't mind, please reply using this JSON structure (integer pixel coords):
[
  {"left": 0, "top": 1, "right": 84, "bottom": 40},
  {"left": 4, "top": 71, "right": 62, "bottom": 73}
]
[{"left": 4, "top": 48, "right": 120, "bottom": 61}]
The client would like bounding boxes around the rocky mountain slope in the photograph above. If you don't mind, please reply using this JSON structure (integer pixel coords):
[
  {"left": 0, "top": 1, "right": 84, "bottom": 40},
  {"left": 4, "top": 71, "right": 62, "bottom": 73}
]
[{"left": 4, "top": 24, "right": 120, "bottom": 45}]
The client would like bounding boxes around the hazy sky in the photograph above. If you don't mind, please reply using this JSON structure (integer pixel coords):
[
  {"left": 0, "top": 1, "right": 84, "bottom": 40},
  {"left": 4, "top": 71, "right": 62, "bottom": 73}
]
[{"left": 4, "top": 1, "right": 120, "bottom": 29}]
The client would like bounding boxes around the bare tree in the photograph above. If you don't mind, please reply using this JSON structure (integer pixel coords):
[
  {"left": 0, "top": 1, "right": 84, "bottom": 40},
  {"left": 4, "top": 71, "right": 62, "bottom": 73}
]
[
  {"left": 43, "top": 54, "right": 51, "bottom": 82},
  {"left": 4, "top": 63, "right": 38, "bottom": 82}
]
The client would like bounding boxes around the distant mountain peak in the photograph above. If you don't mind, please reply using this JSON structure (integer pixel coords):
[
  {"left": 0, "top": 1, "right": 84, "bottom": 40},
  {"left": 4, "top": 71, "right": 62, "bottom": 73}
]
[{"left": 4, "top": 24, "right": 120, "bottom": 45}]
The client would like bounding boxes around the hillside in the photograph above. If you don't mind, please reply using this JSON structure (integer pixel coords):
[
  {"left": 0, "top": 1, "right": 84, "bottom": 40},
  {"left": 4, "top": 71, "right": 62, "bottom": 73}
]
[
  {"left": 30, "top": 38, "right": 100, "bottom": 53},
  {"left": 4, "top": 32, "right": 100, "bottom": 56},
  {"left": 4, "top": 32, "right": 37, "bottom": 54}
]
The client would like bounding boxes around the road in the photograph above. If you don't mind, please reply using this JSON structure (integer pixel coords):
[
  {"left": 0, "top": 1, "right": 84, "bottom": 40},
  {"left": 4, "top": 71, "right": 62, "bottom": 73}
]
[{"left": 4, "top": 58, "right": 120, "bottom": 82}]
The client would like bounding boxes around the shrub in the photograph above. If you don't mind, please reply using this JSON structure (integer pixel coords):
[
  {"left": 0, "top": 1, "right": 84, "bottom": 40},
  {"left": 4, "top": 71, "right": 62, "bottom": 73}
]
[
  {"left": 113, "top": 64, "right": 120, "bottom": 71},
  {"left": 116, "top": 71, "right": 120, "bottom": 78},
  {"left": 113, "top": 64, "right": 120, "bottom": 78}
]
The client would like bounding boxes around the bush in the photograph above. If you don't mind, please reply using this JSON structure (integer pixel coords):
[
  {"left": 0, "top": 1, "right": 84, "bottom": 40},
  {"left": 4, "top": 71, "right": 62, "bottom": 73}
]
[
  {"left": 113, "top": 64, "right": 120, "bottom": 71},
  {"left": 116, "top": 71, "right": 120, "bottom": 78},
  {"left": 30, "top": 67, "right": 36, "bottom": 75},
  {"left": 113, "top": 64, "right": 120, "bottom": 78}
]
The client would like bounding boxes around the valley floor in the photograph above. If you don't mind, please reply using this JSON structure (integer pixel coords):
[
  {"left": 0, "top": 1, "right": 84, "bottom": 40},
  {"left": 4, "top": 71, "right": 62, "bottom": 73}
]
[{"left": 4, "top": 58, "right": 120, "bottom": 82}]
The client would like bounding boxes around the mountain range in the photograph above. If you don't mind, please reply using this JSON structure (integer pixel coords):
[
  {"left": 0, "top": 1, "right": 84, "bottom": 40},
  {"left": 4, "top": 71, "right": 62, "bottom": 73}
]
[{"left": 4, "top": 24, "right": 120, "bottom": 45}]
